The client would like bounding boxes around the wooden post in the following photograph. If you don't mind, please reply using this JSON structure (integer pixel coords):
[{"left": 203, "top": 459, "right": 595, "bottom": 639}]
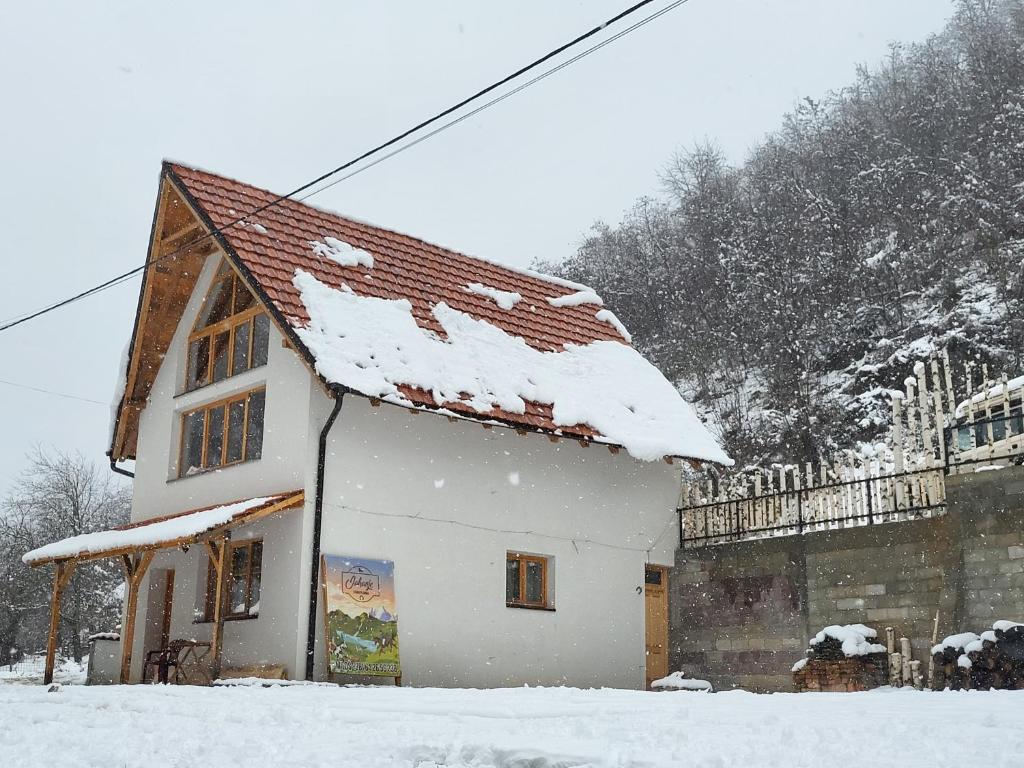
[
  {"left": 927, "top": 610, "right": 940, "bottom": 688},
  {"left": 885, "top": 627, "right": 896, "bottom": 686},
  {"left": 900, "top": 637, "right": 912, "bottom": 686},
  {"left": 915, "top": 363, "right": 933, "bottom": 466},
  {"left": 891, "top": 394, "right": 906, "bottom": 510},
  {"left": 206, "top": 534, "right": 230, "bottom": 680},
  {"left": 930, "top": 358, "right": 948, "bottom": 465},
  {"left": 43, "top": 561, "right": 76, "bottom": 685},
  {"left": 905, "top": 376, "right": 918, "bottom": 463},
  {"left": 119, "top": 551, "right": 154, "bottom": 684},
  {"left": 890, "top": 651, "right": 903, "bottom": 688},
  {"left": 910, "top": 660, "right": 923, "bottom": 690}
]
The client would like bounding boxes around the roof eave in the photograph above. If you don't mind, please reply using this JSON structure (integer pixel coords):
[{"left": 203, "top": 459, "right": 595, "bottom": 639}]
[{"left": 162, "top": 164, "right": 343, "bottom": 405}]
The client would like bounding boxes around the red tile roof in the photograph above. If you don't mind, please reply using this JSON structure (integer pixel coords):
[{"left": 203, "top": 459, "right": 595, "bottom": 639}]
[{"left": 167, "top": 163, "right": 628, "bottom": 442}]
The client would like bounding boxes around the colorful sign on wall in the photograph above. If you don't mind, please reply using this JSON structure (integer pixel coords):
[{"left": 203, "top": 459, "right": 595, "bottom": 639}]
[{"left": 321, "top": 555, "right": 400, "bottom": 677}]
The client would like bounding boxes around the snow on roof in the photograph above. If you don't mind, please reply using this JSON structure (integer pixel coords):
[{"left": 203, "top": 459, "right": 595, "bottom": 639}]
[
  {"left": 293, "top": 269, "right": 731, "bottom": 464},
  {"left": 310, "top": 236, "right": 374, "bottom": 270},
  {"left": 464, "top": 282, "right": 522, "bottom": 311},
  {"left": 108, "top": 339, "right": 130, "bottom": 446},
  {"left": 164, "top": 163, "right": 731, "bottom": 464},
  {"left": 547, "top": 289, "right": 603, "bottom": 308},
  {"left": 810, "top": 625, "right": 885, "bottom": 657},
  {"left": 595, "top": 309, "right": 632, "bottom": 343},
  {"left": 955, "top": 375, "right": 1024, "bottom": 417},
  {"left": 22, "top": 494, "right": 298, "bottom": 565}
]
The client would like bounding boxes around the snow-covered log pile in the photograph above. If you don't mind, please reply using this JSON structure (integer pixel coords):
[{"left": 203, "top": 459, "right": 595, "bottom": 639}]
[
  {"left": 792, "top": 625, "right": 887, "bottom": 692},
  {"left": 931, "top": 621, "right": 1024, "bottom": 690}
]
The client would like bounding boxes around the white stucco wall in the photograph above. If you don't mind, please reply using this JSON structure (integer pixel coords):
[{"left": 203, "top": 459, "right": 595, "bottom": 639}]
[
  {"left": 125, "top": 250, "right": 683, "bottom": 688},
  {"left": 130, "top": 252, "right": 315, "bottom": 523},
  {"left": 126, "top": 509, "right": 308, "bottom": 681},
  {"left": 125, "top": 251, "right": 320, "bottom": 680},
  {"left": 304, "top": 393, "right": 680, "bottom": 689}
]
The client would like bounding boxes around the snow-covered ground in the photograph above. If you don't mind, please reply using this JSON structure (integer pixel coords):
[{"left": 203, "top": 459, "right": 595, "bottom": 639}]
[
  {"left": 1, "top": 683, "right": 1022, "bottom": 767},
  {"left": 0, "top": 657, "right": 86, "bottom": 686}
]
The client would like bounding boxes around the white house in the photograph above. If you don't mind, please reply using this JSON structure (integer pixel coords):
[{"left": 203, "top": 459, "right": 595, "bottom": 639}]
[{"left": 24, "top": 162, "right": 729, "bottom": 690}]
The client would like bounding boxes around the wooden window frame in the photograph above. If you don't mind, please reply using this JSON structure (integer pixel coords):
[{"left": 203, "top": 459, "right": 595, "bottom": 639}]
[
  {"left": 506, "top": 552, "right": 553, "bottom": 610},
  {"left": 185, "top": 262, "right": 268, "bottom": 393},
  {"left": 178, "top": 387, "right": 265, "bottom": 478},
  {"left": 201, "top": 539, "right": 263, "bottom": 622}
]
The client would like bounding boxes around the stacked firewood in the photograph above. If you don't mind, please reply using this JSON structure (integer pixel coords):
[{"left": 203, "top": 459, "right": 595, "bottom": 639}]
[
  {"left": 792, "top": 625, "right": 888, "bottom": 692},
  {"left": 931, "top": 621, "right": 1024, "bottom": 690}
]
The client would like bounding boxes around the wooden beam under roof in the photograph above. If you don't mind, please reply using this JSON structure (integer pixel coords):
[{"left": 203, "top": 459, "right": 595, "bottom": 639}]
[
  {"left": 25, "top": 492, "right": 304, "bottom": 568},
  {"left": 110, "top": 178, "right": 218, "bottom": 461}
]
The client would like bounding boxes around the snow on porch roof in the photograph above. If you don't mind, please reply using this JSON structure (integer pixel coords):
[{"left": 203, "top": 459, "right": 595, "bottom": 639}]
[
  {"left": 166, "top": 162, "right": 731, "bottom": 465},
  {"left": 22, "top": 492, "right": 303, "bottom": 567}
]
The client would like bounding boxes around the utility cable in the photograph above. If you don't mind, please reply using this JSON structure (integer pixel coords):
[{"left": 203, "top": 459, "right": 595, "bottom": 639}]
[{"left": 0, "top": 0, "right": 690, "bottom": 333}]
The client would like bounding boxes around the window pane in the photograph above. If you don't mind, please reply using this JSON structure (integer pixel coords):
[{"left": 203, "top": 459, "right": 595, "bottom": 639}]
[
  {"left": 212, "top": 331, "right": 230, "bottom": 383},
  {"left": 992, "top": 418, "right": 1006, "bottom": 442},
  {"left": 233, "top": 277, "right": 255, "bottom": 314},
  {"left": 251, "top": 314, "right": 270, "bottom": 368},
  {"left": 229, "top": 546, "right": 248, "bottom": 615},
  {"left": 186, "top": 336, "right": 210, "bottom": 390},
  {"left": 249, "top": 542, "right": 262, "bottom": 615},
  {"left": 525, "top": 561, "right": 544, "bottom": 604},
  {"left": 245, "top": 390, "right": 265, "bottom": 461},
  {"left": 231, "top": 321, "right": 250, "bottom": 376},
  {"left": 196, "top": 276, "right": 233, "bottom": 329},
  {"left": 181, "top": 410, "right": 205, "bottom": 476},
  {"left": 226, "top": 399, "right": 246, "bottom": 464},
  {"left": 206, "top": 406, "right": 225, "bottom": 468},
  {"left": 506, "top": 558, "right": 521, "bottom": 602}
]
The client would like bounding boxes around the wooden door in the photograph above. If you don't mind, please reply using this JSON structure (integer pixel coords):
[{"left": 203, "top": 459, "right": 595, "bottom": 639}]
[
  {"left": 644, "top": 565, "right": 669, "bottom": 689},
  {"left": 159, "top": 570, "right": 175, "bottom": 649}
]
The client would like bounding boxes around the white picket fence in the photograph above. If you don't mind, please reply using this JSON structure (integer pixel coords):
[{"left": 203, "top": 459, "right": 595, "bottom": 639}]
[{"left": 680, "top": 351, "right": 1024, "bottom": 546}]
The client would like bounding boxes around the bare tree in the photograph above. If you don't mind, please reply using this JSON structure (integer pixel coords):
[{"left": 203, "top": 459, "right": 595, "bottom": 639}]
[
  {"left": 0, "top": 507, "right": 46, "bottom": 665},
  {"left": 3, "top": 448, "right": 130, "bottom": 662}
]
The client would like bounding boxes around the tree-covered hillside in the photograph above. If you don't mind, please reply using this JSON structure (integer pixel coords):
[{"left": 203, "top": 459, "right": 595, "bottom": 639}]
[{"left": 540, "top": 0, "right": 1024, "bottom": 468}]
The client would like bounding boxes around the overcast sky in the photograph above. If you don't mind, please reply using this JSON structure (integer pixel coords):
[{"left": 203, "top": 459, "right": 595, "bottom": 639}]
[{"left": 0, "top": 0, "right": 954, "bottom": 496}]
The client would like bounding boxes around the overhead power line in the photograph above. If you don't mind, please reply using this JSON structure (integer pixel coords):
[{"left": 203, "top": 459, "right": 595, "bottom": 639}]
[
  {"left": 0, "top": 0, "right": 690, "bottom": 334},
  {"left": 0, "top": 378, "right": 106, "bottom": 406}
]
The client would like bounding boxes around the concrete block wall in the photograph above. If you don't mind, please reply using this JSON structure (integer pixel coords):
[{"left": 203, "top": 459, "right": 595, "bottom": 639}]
[
  {"left": 673, "top": 541, "right": 806, "bottom": 692},
  {"left": 670, "top": 467, "right": 1024, "bottom": 692},
  {"left": 950, "top": 469, "right": 1024, "bottom": 627}
]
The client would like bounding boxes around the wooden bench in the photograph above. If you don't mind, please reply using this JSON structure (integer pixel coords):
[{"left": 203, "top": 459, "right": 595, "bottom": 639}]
[{"left": 218, "top": 663, "right": 288, "bottom": 681}]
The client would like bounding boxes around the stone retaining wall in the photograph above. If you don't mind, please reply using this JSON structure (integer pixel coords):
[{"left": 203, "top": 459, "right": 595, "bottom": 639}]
[{"left": 669, "top": 467, "right": 1024, "bottom": 691}]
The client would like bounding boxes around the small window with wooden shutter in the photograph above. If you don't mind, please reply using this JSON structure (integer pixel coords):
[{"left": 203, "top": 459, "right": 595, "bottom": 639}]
[{"left": 506, "top": 552, "right": 553, "bottom": 610}]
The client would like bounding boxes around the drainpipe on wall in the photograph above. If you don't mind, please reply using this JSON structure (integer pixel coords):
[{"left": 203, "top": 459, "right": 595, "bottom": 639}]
[
  {"left": 305, "top": 384, "right": 347, "bottom": 680},
  {"left": 107, "top": 454, "right": 135, "bottom": 479}
]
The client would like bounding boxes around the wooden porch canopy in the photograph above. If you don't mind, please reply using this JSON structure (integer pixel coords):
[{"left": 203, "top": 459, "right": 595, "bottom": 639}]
[{"left": 22, "top": 491, "right": 303, "bottom": 685}]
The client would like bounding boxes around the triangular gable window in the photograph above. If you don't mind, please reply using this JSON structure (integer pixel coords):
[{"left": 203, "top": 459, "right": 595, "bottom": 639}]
[{"left": 185, "top": 261, "right": 270, "bottom": 391}]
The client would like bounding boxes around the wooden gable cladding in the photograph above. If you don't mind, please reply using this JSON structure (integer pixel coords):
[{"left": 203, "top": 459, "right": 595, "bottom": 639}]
[{"left": 110, "top": 177, "right": 221, "bottom": 460}]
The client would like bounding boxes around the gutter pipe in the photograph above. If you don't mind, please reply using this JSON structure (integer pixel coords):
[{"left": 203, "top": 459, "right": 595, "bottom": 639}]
[
  {"left": 305, "top": 384, "right": 347, "bottom": 680},
  {"left": 107, "top": 454, "right": 135, "bottom": 479}
]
